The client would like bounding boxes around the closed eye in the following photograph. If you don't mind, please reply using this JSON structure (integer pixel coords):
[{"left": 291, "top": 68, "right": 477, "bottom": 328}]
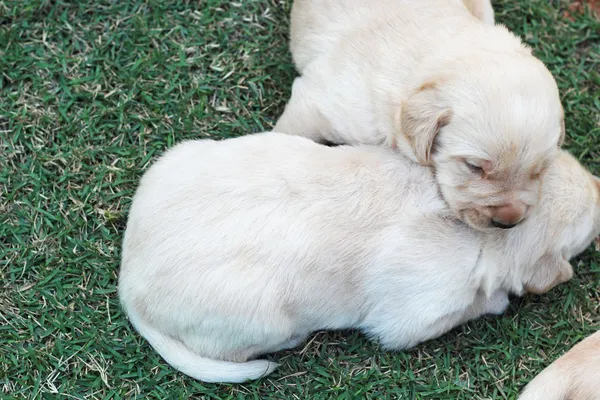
[{"left": 465, "top": 160, "right": 483, "bottom": 174}]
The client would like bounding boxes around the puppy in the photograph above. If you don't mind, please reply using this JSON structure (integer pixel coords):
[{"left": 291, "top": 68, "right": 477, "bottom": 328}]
[
  {"left": 118, "top": 132, "right": 600, "bottom": 383},
  {"left": 278, "top": 0, "right": 564, "bottom": 231},
  {"left": 519, "top": 330, "right": 600, "bottom": 400}
]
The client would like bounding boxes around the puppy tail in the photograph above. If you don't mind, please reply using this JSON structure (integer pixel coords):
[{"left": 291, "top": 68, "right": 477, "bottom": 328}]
[
  {"left": 518, "top": 367, "right": 570, "bottom": 400},
  {"left": 127, "top": 310, "right": 279, "bottom": 383}
]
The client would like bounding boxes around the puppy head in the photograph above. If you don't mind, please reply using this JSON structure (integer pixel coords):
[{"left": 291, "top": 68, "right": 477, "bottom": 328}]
[
  {"left": 520, "top": 151, "right": 600, "bottom": 294},
  {"left": 399, "top": 51, "right": 564, "bottom": 232}
]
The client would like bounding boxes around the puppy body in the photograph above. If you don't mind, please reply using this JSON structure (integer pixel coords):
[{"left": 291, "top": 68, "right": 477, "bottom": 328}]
[
  {"left": 281, "top": 0, "right": 564, "bottom": 230},
  {"left": 119, "top": 133, "right": 600, "bottom": 383},
  {"left": 520, "top": 330, "right": 600, "bottom": 400}
]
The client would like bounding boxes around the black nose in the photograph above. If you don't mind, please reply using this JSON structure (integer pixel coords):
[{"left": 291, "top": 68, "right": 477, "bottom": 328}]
[{"left": 491, "top": 220, "right": 518, "bottom": 229}]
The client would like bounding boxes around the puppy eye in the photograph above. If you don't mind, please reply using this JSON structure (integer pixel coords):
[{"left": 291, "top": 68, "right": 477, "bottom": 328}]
[{"left": 464, "top": 160, "right": 483, "bottom": 174}]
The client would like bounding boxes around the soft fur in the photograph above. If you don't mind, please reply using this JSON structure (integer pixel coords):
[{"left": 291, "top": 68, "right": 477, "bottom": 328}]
[
  {"left": 119, "top": 132, "right": 600, "bottom": 383},
  {"left": 520, "top": 330, "right": 600, "bottom": 400},
  {"left": 278, "top": 0, "right": 564, "bottom": 231}
]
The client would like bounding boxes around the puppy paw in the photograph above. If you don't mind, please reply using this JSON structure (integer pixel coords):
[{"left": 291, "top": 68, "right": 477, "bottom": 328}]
[{"left": 485, "top": 290, "right": 510, "bottom": 315}]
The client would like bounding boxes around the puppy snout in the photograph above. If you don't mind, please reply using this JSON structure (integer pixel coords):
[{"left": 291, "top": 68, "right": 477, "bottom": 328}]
[{"left": 490, "top": 203, "right": 527, "bottom": 229}]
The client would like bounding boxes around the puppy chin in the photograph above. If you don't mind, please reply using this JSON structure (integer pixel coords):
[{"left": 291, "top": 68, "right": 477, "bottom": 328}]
[{"left": 460, "top": 208, "right": 495, "bottom": 232}]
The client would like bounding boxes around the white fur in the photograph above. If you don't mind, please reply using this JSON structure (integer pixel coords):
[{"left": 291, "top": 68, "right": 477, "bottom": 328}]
[
  {"left": 520, "top": 331, "right": 600, "bottom": 400},
  {"left": 280, "top": 0, "right": 564, "bottom": 231},
  {"left": 119, "top": 132, "right": 600, "bottom": 383}
]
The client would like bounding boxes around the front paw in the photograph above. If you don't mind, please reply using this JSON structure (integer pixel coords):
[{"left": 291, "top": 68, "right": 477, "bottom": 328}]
[{"left": 485, "top": 290, "right": 510, "bottom": 315}]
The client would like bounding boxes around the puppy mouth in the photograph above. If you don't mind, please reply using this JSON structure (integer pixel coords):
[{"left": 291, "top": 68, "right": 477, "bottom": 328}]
[
  {"left": 459, "top": 206, "right": 527, "bottom": 231},
  {"left": 491, "top": 220, "right": 520, "bottom": 229}
]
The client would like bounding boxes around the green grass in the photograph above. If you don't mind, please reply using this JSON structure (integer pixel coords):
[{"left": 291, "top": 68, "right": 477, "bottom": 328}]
[{"left": 1, "top": 0, "right": 598, "bottom": 398}]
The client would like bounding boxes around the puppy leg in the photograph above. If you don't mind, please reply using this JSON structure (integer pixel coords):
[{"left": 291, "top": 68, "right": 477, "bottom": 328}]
[
  {"left": 451, "top": 289, "right": 509, "bottom": 324},
  {"left": 273, "top": 76, "right": 333, "bottom": 144},
  {"left": 374, "top": 309, "right": 473, "bottom": 351},
  {"left": 482, "top": 290, "right": 510, "bottom": 315},
  {"left": 377, "top": 290, "right": 508, "bottom": 352},
  {"left": 525, "top": 254, "right": 573, "bottom": 295},
  {"left": 373, "top": 303, "right": 488, "bottom": 351}
]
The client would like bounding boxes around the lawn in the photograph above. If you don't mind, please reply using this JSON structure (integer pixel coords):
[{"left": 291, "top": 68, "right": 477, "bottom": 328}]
[{"left": 1, "top": 0, "right": 599, "bottom": 398}]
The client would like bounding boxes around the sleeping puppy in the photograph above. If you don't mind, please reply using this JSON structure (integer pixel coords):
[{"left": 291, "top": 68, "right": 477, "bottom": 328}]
[
  {"left": 118, "top": 133, "right": 600, "bottom": 383},
  {"left": 278, "top": 0, "right": 564, "bottom": 231},
  {"left": 519, "top": 330, "right": 600, "bottom": 400}
]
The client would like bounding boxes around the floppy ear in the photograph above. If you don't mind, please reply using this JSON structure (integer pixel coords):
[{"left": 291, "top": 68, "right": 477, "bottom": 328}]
[
  {"left": 399, "top": 82, "right": 452, "bottom": 166},
  {"left": 524, "top": 253, "right": 573, "bottom": 295}
]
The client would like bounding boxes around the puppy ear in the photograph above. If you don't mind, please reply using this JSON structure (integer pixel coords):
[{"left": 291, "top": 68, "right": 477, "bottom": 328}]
[
  {"left": 399, "top": 82, "right": 452, "bottom": 166},
  {"left": 525, "top": 253, "right": 573, "bottom": 295}
]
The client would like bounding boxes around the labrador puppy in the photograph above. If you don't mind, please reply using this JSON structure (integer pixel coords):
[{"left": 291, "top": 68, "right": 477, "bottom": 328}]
[
  {"left": 519, "top": 330, "right": 600, "bottom": 400},
  {"left": 119, "top": 132, "right": 600, "bottom": 383},
  {"left": 277, "top": 0, "right": 564, "bottom": 231}
]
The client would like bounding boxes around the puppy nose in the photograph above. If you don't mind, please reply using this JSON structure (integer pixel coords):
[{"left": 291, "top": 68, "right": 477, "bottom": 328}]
[{"left": 490, "top": 203, "right": 527, "bottom": 229}]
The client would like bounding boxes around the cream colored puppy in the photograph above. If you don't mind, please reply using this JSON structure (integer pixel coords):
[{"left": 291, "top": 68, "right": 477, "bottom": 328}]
[
  {"left": 278, "top": 0, "right": 564, "bottom": 231},
  {"left": 520, "top": 330, "right": 600, "bottom": 400},
  {"left": 119, "top": 133, "right": 600, "bottom": 383}
]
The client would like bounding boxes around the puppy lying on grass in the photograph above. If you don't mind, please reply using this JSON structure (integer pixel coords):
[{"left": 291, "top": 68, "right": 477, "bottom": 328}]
[
  {"left": 118, "top": 132, "right": 600, "bottom": 383},
  {"left": 277, "top": 0, "right": 564, "bottom": 231},
  {"left": 520, "top": 330, "right": 600, "bottom": 400}
]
